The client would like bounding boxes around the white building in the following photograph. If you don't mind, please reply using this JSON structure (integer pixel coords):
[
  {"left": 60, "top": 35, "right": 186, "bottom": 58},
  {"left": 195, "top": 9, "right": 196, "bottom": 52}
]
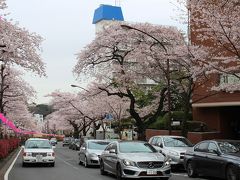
[{"left": 92, "top": 4, "right": 157, "bottom": 88}]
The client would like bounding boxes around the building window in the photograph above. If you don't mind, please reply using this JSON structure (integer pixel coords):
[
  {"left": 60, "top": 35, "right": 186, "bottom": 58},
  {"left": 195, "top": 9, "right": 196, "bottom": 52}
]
[{"left": 220, "top": 74, "right": 240, "bottom": 84}]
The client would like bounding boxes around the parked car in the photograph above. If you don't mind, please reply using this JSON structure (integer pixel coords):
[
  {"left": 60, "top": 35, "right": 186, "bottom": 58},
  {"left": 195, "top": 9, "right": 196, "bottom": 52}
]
[
  {"left": 78, "top": 139, "right": 111, "bottom": 167},
  {"left": 62, "top": 137, "right": 72, "bottom": 146},
  {"left": 184, "top": 139, "right": 240, "bottom": 180},
  {"left": 69, "top": 139, "right": 79, "bottom": 150},
  {"left": 22, "top": 138, "right": 55, "bottom": 167},
  {"left": 79, "top": 136, "right": 94, "bottom": 147},
  {"left": 70, "top": 138, "right": 77, "bottom": 149},
  {"left": 72, "top": 141, "right": 80, "bottom": 150},
  {"left": 50, "top": 138, "right": 57, "bottom": 146},
  {"left": 100, "top": 140, "right": 171, "bottom": 179},
  {"left": 149, "top": 135, "right": 193, "bottom": 166}
]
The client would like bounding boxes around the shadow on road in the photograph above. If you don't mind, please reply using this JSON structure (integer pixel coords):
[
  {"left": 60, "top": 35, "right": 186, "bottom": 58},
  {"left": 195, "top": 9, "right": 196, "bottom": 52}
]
[{"left": 22, "top": 164, "right": 54, "bottom": 168}]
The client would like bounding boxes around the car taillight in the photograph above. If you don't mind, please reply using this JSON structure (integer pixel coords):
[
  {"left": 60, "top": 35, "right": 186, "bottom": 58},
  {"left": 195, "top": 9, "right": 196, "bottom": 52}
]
[
  {"left": 23, "top": 152, "right": 26, "bottom": 156},
  {"left": 52, "top": 152, "right": 55, "bottom": 157}
]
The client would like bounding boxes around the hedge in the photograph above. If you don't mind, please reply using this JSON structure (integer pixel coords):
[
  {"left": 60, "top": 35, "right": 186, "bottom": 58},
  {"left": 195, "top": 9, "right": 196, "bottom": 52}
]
[{"left": 0, "top": 138, "right": 20, "bottom": 159}]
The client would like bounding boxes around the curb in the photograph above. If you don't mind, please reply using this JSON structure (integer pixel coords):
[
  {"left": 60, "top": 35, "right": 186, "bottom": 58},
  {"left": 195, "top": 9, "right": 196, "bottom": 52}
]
[{"left": 0, "top": 148, "right": 21, "bottom": 180}]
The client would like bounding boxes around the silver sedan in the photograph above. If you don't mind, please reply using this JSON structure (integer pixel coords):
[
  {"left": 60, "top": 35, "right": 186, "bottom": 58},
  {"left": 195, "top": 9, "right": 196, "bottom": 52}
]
[
  {"left": 78, "top": 139, "right": 110, "bottom": 167},
  {"left": 100, "top": 141, "right": 171, "bottom": 180}
]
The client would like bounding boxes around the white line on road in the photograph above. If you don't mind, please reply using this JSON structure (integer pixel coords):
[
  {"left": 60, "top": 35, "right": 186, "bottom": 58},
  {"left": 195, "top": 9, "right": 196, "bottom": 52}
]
[
  {"left": 4, "top": 148, "right": 22, "bottom": 180},
  {"left": 56, "top": 156, "right": 79, "bottom": 170}
]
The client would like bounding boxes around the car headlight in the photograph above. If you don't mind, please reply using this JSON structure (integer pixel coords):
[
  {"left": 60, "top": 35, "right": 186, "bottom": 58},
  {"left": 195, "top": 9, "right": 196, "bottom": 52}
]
[
  {"left": 47, "top": 152, "right": 54, "bottom": 156},
  {"left": 26, "top": 153, "right": 32, "bottom": 156},
  {"left": 169, "top": 151, "right": 179, "bottom": 156},
  {"left": 123, "top": 159, "right": 136, "bottom": 167},
  {"left": 164, "top": 160, "right": 171, "bottom": 167}
]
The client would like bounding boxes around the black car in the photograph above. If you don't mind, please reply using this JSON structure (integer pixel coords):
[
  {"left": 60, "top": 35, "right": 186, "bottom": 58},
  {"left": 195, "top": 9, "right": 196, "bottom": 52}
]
[{"left": 184, "top": 140, "right": 240, "bottom": 180}]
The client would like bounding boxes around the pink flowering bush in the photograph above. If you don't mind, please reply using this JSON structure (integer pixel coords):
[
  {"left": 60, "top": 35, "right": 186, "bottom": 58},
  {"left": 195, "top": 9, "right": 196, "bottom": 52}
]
[{"left": 0, "top": 138, "right": 19, "bottom": 159}]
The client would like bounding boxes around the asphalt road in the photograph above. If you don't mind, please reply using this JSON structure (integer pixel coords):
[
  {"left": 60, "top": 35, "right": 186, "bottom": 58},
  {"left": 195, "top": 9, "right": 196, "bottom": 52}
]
[{"left": 8, "top": 143, "right": 217, "bottom": 180}]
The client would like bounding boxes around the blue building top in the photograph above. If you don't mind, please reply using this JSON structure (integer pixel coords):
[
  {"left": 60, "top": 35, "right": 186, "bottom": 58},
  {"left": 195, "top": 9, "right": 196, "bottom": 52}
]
[{"left": 92, "top": 4, "right": 124, "bottom": 24}]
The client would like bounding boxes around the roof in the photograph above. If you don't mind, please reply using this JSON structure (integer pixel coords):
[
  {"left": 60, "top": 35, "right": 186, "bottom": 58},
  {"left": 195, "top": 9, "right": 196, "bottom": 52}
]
[
  {"left": 92, "top": 4, "right": 124, "bottom": 24},
  {"left": 192, "top": 101, "right": 240, "bottom": 107}
]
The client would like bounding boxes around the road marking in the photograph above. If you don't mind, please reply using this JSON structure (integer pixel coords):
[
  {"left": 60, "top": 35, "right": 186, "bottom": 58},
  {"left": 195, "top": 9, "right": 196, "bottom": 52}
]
[
  {"left": 56, "top": 156, "right": 79, "bottom": 170},
  {"left": 172, "top": 173, "right": 188, "bottom": 177},
  {"left": 4, "top": 148, "right": 22, "bottom": 180}
]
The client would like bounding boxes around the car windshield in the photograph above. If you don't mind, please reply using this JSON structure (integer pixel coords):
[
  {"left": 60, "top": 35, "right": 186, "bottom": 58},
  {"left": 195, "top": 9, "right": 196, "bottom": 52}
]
[
  {"left": 88, "top": 141, "right": 110, "bottom": 150},
  {"left": 119, "top": 142, "right": 157, "bottom": 153},
  {"left": 163, "top": 137, "right": 193, "bottom": 147},
  {"left": 25, "top": 140, "right": 52, "bottom": 149},
  {"left": 218, "top": 141, "right": 240, "bottom": 153}
]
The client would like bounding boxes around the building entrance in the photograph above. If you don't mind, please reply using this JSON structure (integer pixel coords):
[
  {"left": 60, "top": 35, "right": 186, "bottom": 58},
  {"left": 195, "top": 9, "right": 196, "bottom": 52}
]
[{"left": 220, "top": 106, "right": 240, "bottom": 140}]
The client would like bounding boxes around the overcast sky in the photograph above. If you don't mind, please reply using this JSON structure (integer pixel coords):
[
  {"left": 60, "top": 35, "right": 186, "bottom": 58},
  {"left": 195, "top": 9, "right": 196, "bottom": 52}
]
[{"left": 5, "top": 0, "right": 186, "bottom": 104}]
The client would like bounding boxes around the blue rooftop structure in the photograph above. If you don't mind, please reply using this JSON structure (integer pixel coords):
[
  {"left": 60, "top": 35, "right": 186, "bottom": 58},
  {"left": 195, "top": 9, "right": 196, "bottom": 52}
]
[{"left": 92, "top": 4, "right": 124, "bottom": 24}]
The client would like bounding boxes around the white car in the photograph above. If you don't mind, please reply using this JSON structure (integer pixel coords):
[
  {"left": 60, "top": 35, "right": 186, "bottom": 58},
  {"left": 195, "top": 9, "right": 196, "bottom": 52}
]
[
  {"left": 149, "top": 135, "right": 193, "bottom": 166},
  {"left": 22, "top": 138, "right": 55, "bottom": 167}
]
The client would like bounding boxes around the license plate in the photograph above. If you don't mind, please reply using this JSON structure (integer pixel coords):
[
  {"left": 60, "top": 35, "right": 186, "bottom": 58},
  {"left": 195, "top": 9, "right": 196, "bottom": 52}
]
[
  {"left": 36, "top": 155, "right": 43, "bottom": 162},
  {"left": 147, "top": 170, "right": 157, "bottom": 175}
]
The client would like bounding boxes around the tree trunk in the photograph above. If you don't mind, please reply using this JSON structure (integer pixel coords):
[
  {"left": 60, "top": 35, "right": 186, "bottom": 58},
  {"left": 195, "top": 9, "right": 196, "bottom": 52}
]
[
  {"left": 135, "top": 122, "right": 146, "bottom": 141},
  {"left": 181, "top": 92, "right": 191, "bottom": 137},
  {"left": 181, "top": 106, "right": 189, "bottom": 137},
  {"left": 73, "top": 126, "right": 80, "bottom": 139}
]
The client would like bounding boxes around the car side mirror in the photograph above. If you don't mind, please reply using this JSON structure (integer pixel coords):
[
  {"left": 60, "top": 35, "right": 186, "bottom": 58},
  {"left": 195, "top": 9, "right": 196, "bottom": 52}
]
[
  {"left": 109, "top": 149, "right": 116, "bottom": 154},
  {"left": 158, "top": 143, "right": 163, "bottom": 148},
  {"left": 213, "top": 150, "right": 221, "bottom": 156}
]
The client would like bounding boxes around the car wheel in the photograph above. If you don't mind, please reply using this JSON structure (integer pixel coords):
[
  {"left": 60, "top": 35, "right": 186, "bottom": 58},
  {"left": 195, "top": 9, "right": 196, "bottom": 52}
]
[
  {"left": 226, "top": 165, "right": 238, "bottom": 180},
  {"left": 116, "top": 163, "right": 124, "bottom": 180},
  {"left": 50, "top": 162, "right": 55, "bottom": 167},
  {"left": 78, "top": 157, "right": 82, "bottom": 165},
  {"left": 22, "top": 162, "right": 26, "bottom": 167},
  {"left": 84, "top": 156, "right": 89, "bottom": 168},
  {"left": 100, "top": 160, "right": 107, "bottom": 175},
  {"left": 187, "top": 161, "right": 197, "bottom": 178}
]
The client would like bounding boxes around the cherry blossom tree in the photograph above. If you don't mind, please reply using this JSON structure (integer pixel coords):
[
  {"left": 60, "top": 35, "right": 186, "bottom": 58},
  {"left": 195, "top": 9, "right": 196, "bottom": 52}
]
[
  {"left": 0, "top": 1, "right": 45, "bottom": 137},
  {"left": 0, "top": 66, "right": 38, "bottom": 136},
  {"left": 47, "top": 87, "right": 131, "bottom": 139},
  {"left": 0, "top": 18, "right": 45, "bottom": 76},
  {"left": 177, "top": 0, "right": 240, "bottom": 92},
  {"left": 47, "top": 91, "right": 99, "bottom": 138},
  {"left": 74, "top": 23, "right": 180, "bottom": 139},
  {"left": 74, "top": 19, "right": 214, "bottom": 139},
  {"left": 0, "top": 0, "right": 6, "bottom": 10}
]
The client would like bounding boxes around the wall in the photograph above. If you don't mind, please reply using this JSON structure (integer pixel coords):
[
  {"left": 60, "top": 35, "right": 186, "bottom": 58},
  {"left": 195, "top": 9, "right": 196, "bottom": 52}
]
[{"left": 192, "top": 107, "right": 220, "bottom": 131}]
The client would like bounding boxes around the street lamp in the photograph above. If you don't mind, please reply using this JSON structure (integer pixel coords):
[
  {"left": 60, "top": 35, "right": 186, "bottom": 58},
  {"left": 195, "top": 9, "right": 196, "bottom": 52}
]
[
  {"left": 121, "top": 24, "right": 172, "bottom": 135},
  {"left": 71, "top": 84, "right": 90, "bottom": 92}
]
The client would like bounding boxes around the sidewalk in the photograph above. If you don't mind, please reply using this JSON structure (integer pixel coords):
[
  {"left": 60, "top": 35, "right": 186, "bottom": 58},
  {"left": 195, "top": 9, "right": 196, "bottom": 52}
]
[{"left": 0, "top": 148, "right": 20, "bottom": 180}]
